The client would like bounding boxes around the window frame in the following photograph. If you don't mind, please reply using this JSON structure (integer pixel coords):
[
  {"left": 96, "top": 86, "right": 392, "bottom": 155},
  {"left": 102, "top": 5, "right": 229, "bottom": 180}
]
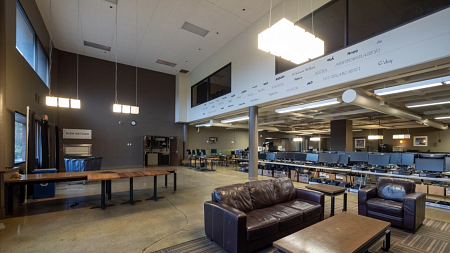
[
  {"left": 15, "top": 1, "right": 50, "bottom": 87},
  {"left": 14, "top": 111, "right": 27, "bottom": 165},
  {"left": 191, "top": 63, "right": 232, "bottom": 108}
]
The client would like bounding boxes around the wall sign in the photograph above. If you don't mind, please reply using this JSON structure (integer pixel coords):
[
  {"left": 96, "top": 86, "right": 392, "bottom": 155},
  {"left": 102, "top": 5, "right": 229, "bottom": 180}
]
[{"left": 63, "top": 129, "right": 92, "bottom": 139}]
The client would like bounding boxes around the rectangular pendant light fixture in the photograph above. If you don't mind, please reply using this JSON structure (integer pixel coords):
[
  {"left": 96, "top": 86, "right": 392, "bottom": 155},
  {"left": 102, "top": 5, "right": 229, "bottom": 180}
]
[
  {"left": 221, "top": 116, "right": 249, "bottom": 123},
  {"left": 405, "top": 98, "right": 450, "bottom": 108},
  {"left": 392, "top": 134, "right": 410, "bottom": 139},
  {"left": 59, "top": 98, "right": 70, "bottom": 108},
  {"left": 122, "top": 105, "right": 131, "bottom": 114},
  {"left": 276, "top": 98, "right": 341, "bottom": 113},
  {"left": 368, "top": 135, "right": 383, "bottom": 140},
  {"left": 113, "top": 104, "right": 122, "bottom": 113},
  {"left": 374, "top": 77, "right": 444, "bottom": 96},
  {"left": 310, "top": 137, "right": 321, "bottom": 141},
  {"left": 195, "top": 122, "right": 212, "bottom": 127},
  {"left": 293, "top": 137, "right": 303, "bottom": 142},
  {"left": 46, "top": 96, "right": 57, "bottom": 107},
  {"left": 131, "top": 106, "right": 139, "bottom": 114},
  {"left": 71, "top": 99, "right": 81, "bottom": 109}
]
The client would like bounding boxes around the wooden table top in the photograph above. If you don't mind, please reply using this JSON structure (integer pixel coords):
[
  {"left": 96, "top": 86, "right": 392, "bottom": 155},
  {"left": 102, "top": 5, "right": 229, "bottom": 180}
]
[
  {"left": 273, "top": 212, "right": 390, "bottom": 253},
  {"left": 305, "top": 183, "right": 347, "bottom": 195},
  {"left": 6, "top": 168, "right": 171, "bottom": 183}
]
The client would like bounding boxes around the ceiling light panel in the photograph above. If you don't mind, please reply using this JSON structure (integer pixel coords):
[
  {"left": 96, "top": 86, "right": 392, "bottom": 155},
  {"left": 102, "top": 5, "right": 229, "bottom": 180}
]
[
  {"left": 221, "top": 116, "right": 249, "bottom": 123},
  {"left": 181, "top": 22, "right": 210, "bottom": 37},
  {"left": 374, "top": 77, "right": 445, "bottom": 96},
  {"left": 156, "top": 59, "right": 177, "bottom": 67},
  {"left": 405, "top": 98, "right": 450, "bottom": 108},
  {"left": 84, "top": 41, "right": 111, "bottom": 51}
]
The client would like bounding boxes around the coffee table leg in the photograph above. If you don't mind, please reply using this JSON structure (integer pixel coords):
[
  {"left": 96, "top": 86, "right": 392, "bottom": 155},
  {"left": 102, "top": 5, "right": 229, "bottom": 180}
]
[
  {"left": 343, "top": 192, "right": 347, "bottom": 212},
  {"left": 165, "top": 175, "right": 168, "bottom": 188},
  {"left": 331, "top": 196, "right": 335, "bottom": 217},
  {"left": 106, "top": 180, "right": 112, "bottom": 201},
  {"left": 91, "top": 180, "right": 115, "bottom": 210},
  {"left": 382, "top": 230, "right": 391, "bottom": 251}
]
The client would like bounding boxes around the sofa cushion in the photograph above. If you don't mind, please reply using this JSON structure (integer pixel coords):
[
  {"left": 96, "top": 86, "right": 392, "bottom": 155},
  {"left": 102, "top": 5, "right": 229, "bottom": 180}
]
[
  {"left": 280, "top": 199, "right": 322, "bottom": 221},
  {"left": 263, "top": 205, "right": 303, "bottom": 231},
  {"left": 273, "top": 177, "right": 296, "bottom": 204},
  {"left": 367, "top": 198, "right": 404, "bottom": 217},
  {"left": 246, "top": 180, "right": 278, "bottom": 209},
  {"left": 213, "top": 183, "right": 253, "bottom": 213},
  {"left": 246, "top": 209, "right": 279, "bottom": 241},
  {"left": 378, "top": 177, "right": 415, "bottom": 202}
]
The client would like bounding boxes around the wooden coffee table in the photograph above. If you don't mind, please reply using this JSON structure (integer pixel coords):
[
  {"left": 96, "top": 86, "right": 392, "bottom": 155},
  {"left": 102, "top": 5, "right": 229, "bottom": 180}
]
[
  {"left": 274, "top": 212, "right": 391, "bottom": 253},
  {"left": 305, "top": 183, "right": 347, "bottom": 217}
]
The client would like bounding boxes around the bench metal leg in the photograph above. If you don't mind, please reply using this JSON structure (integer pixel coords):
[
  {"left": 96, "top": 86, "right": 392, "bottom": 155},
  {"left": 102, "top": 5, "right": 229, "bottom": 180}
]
[
  {"left": 121, "top": 178, "right": 141, "bottom": 205},
  {"left": 146, "top": 176, "right": 164, "bottom": 201},
  {"left": 165, "top": 175, "right": 168, "bottom": 188},
  {"left": 174, "top": 172, "right": 177, "bottom": 192},
  {"left": 91, "top": 180, "right": 115, "bottom": 210}
]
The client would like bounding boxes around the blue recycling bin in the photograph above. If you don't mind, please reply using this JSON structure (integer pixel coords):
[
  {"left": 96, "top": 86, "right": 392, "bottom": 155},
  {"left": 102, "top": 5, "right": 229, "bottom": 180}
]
[{"left": 33, "top": 168, "right": 57, "bottom": 199}]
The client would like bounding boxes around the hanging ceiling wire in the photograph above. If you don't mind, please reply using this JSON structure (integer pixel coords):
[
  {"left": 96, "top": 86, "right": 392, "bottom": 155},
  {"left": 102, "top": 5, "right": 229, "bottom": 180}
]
[{"left": 114, "top": 3, "right": 118, "bottom": 104}]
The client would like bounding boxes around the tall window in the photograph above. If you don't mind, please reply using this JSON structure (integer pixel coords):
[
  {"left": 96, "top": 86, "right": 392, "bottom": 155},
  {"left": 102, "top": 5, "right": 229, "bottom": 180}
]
[
  {"left": 16, "top": 1, "right": 49, "bottom": 86},
  {"left": 15, "top": 112, "right": 27, "bottom": 164},
  {"left": 191, "top": 63, "right": 231, "bottom": 107}
]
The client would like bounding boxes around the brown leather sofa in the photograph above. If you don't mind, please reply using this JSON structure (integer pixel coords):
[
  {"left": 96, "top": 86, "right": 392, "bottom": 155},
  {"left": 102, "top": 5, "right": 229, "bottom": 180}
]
[
  {"left": 204, "top": 177, "right": 324, "bottom": 253},
  {"left": 358, "top": 177, "right": 426, "bottom": 233}
]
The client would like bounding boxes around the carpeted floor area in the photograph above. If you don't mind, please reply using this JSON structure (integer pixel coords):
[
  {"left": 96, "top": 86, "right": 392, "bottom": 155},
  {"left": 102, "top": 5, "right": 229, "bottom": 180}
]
[{"left": 151, "top": 200, "right": 450, "bottom": 253}]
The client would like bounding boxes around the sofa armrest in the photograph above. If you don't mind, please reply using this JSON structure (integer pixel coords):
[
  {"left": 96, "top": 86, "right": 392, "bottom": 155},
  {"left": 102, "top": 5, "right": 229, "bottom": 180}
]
[
  {"left": 204, "top": 201, "right": 247, "bottom": 253},
  {"left": 358, "top": 187, "right": 377, "bottom": 216},
  {"left": 403, "top": 192, "right": 426, "bottom": 232},
  {"left": 295, "top": 188, "right": 325, "bottom": 220}
]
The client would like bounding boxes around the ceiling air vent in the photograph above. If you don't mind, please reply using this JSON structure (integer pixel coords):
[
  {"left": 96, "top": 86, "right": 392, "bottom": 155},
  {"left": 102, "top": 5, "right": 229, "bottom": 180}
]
[
  {"left": 104, "top": 0, "right": 118, "bottom": 4},
  {"left": 84, "top": 41, "right": 111, "bottom": 51},
  {"left": 156, "top": 59, "right": 177, "bottom": 67},
  {"left": 181, "top": 22, "right": 209, "bottom": 37},
  {"left": 179, "top": 69, "right": 189, "bottom": 73}
]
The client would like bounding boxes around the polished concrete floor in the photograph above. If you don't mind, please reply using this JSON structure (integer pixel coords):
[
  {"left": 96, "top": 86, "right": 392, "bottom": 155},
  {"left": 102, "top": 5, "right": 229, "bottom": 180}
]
[{"left": 1, "top": 165, "right": 449, "bottom": 253}]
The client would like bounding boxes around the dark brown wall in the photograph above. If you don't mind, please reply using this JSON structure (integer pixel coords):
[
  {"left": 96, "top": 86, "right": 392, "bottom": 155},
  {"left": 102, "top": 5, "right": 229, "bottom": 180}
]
[{"left": 56, "top": 50, "right": 183, "bottom": 169}]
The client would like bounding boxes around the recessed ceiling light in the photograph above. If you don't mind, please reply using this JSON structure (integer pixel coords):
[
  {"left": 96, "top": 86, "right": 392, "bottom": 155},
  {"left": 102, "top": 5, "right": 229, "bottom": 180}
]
[
  {"left": 181, "top": 22, "right": 209, "bottom": 37},
  {"left": 156, "top": 59, "right": 176, "bottom": 67}
]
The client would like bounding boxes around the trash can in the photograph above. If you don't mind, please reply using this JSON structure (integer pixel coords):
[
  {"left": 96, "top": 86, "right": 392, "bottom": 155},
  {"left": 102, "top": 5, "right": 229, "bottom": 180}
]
[{"left": 32, "top": 168, "right": 57, "bottom": 199}]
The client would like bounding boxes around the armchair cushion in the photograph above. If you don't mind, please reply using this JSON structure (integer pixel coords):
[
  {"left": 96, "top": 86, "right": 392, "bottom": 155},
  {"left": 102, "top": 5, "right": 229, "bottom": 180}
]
[
  {"left": 246, "top": 209, "right": 279, "bottom": 241},
  {"left": 377, "top": 177, "right": 415, "bottom": 202},
  {"left": 366, "top": 198, "right": 404, "bottom": 217},
  {"left": 246, "top": 180, "right": 278, "bottom": 209},
  {"left": 213, "top": 183, "right": 253, "bottom": 213}
]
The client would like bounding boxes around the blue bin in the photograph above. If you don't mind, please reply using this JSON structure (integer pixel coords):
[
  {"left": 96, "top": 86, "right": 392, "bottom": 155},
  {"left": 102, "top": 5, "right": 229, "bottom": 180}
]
[{"left": 33, "top": 168, "right": 57, "bottom": 199}]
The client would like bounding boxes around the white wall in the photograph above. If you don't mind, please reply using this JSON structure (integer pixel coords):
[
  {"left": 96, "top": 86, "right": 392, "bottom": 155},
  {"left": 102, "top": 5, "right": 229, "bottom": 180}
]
[{"left": 183, "top": 4, "right": 450, "bottom": 122}]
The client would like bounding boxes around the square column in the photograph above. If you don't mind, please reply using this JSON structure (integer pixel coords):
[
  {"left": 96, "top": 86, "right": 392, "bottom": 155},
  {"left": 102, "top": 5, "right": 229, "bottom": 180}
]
[{"left": 330, "top": 119, "right": 353, "bottom": 151}]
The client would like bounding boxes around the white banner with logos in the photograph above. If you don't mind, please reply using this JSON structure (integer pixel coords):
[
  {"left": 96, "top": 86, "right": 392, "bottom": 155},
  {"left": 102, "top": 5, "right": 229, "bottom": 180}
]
[{"left": 63, "top": 129, "right": 92, "bottom": 139}]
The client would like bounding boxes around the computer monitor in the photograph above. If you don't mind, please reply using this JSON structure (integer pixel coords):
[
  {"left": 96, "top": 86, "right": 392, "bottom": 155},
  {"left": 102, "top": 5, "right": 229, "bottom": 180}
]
[
  {"left": 266, "top": 152, "right": 276, "bottom": 161},
  {"left": 418, "top": 153, "right": 447, "bottom": 159},
  {"left": 415, "top": 158, "right": 445, "bottom": 172},
  {"left": 192, "top": 150, "right": 196, "bottom": 155},
  {"left": 368, "top": 153, "right": 390, "bottom": 167},
  {"left": 389, "top": 153, "right": 402, "bottom": 165},
  {"left": 219, "top": 152, "right": 222, "bottom": 156},
  {"left": 211, "top": 149, "right": 217, "bottom": 154},
  {"left": 306, "top": 153, "right": 319, "bottom": 162},
  {"left": 258, "top": 153, "right": 266, "bottom": 160},
  {"left": 196, "top": 149, "right": 200, "bottom": 155},
  {"left": 231, "top": 151, "right": 235, "bottom": 155},
  {"left": 285, "top": 152, "right": 295, "bottom": 160},
  {"left": 400, "top": 153, "right": 415, "bottom": 166},
  {"left": 276, "top": 152, "right": 286, "bottom": 160},
  {"left": 187, "top": 149, "right": 191, "bottom": 155},
  {"left": 338, "top": 153, "right": 349, "bottom": 165},
  {"left": 294, "top": 153, "right": 307, "bottom": 162},
  {"left": 318, "top": 153, "right": 330, "bottom": 163},
  {"left": 350, "top": 152, "right": 369, "bottom": 162},
  {"left": 201, "top": 149, "right": 206, "bottom": 156},
  {"left": 235, "top": 150, "right": 241, "bottom": 154},
  {"left": 446, "top": 156, "right": 450, "bottom": 171},
  {"left": 329, "top": 154, "right": 340, "bottom": 164}
]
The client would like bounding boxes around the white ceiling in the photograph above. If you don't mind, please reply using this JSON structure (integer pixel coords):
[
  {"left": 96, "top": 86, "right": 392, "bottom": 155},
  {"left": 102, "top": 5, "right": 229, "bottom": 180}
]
[{"left": 36, "top": 0, "right": 283, "bottom": 75}]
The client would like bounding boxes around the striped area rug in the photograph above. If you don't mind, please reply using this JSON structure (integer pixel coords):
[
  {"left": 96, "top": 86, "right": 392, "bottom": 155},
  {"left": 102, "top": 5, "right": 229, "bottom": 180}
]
[{"left": 151, "top": 200, "right": 450, "bottom": 253}]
